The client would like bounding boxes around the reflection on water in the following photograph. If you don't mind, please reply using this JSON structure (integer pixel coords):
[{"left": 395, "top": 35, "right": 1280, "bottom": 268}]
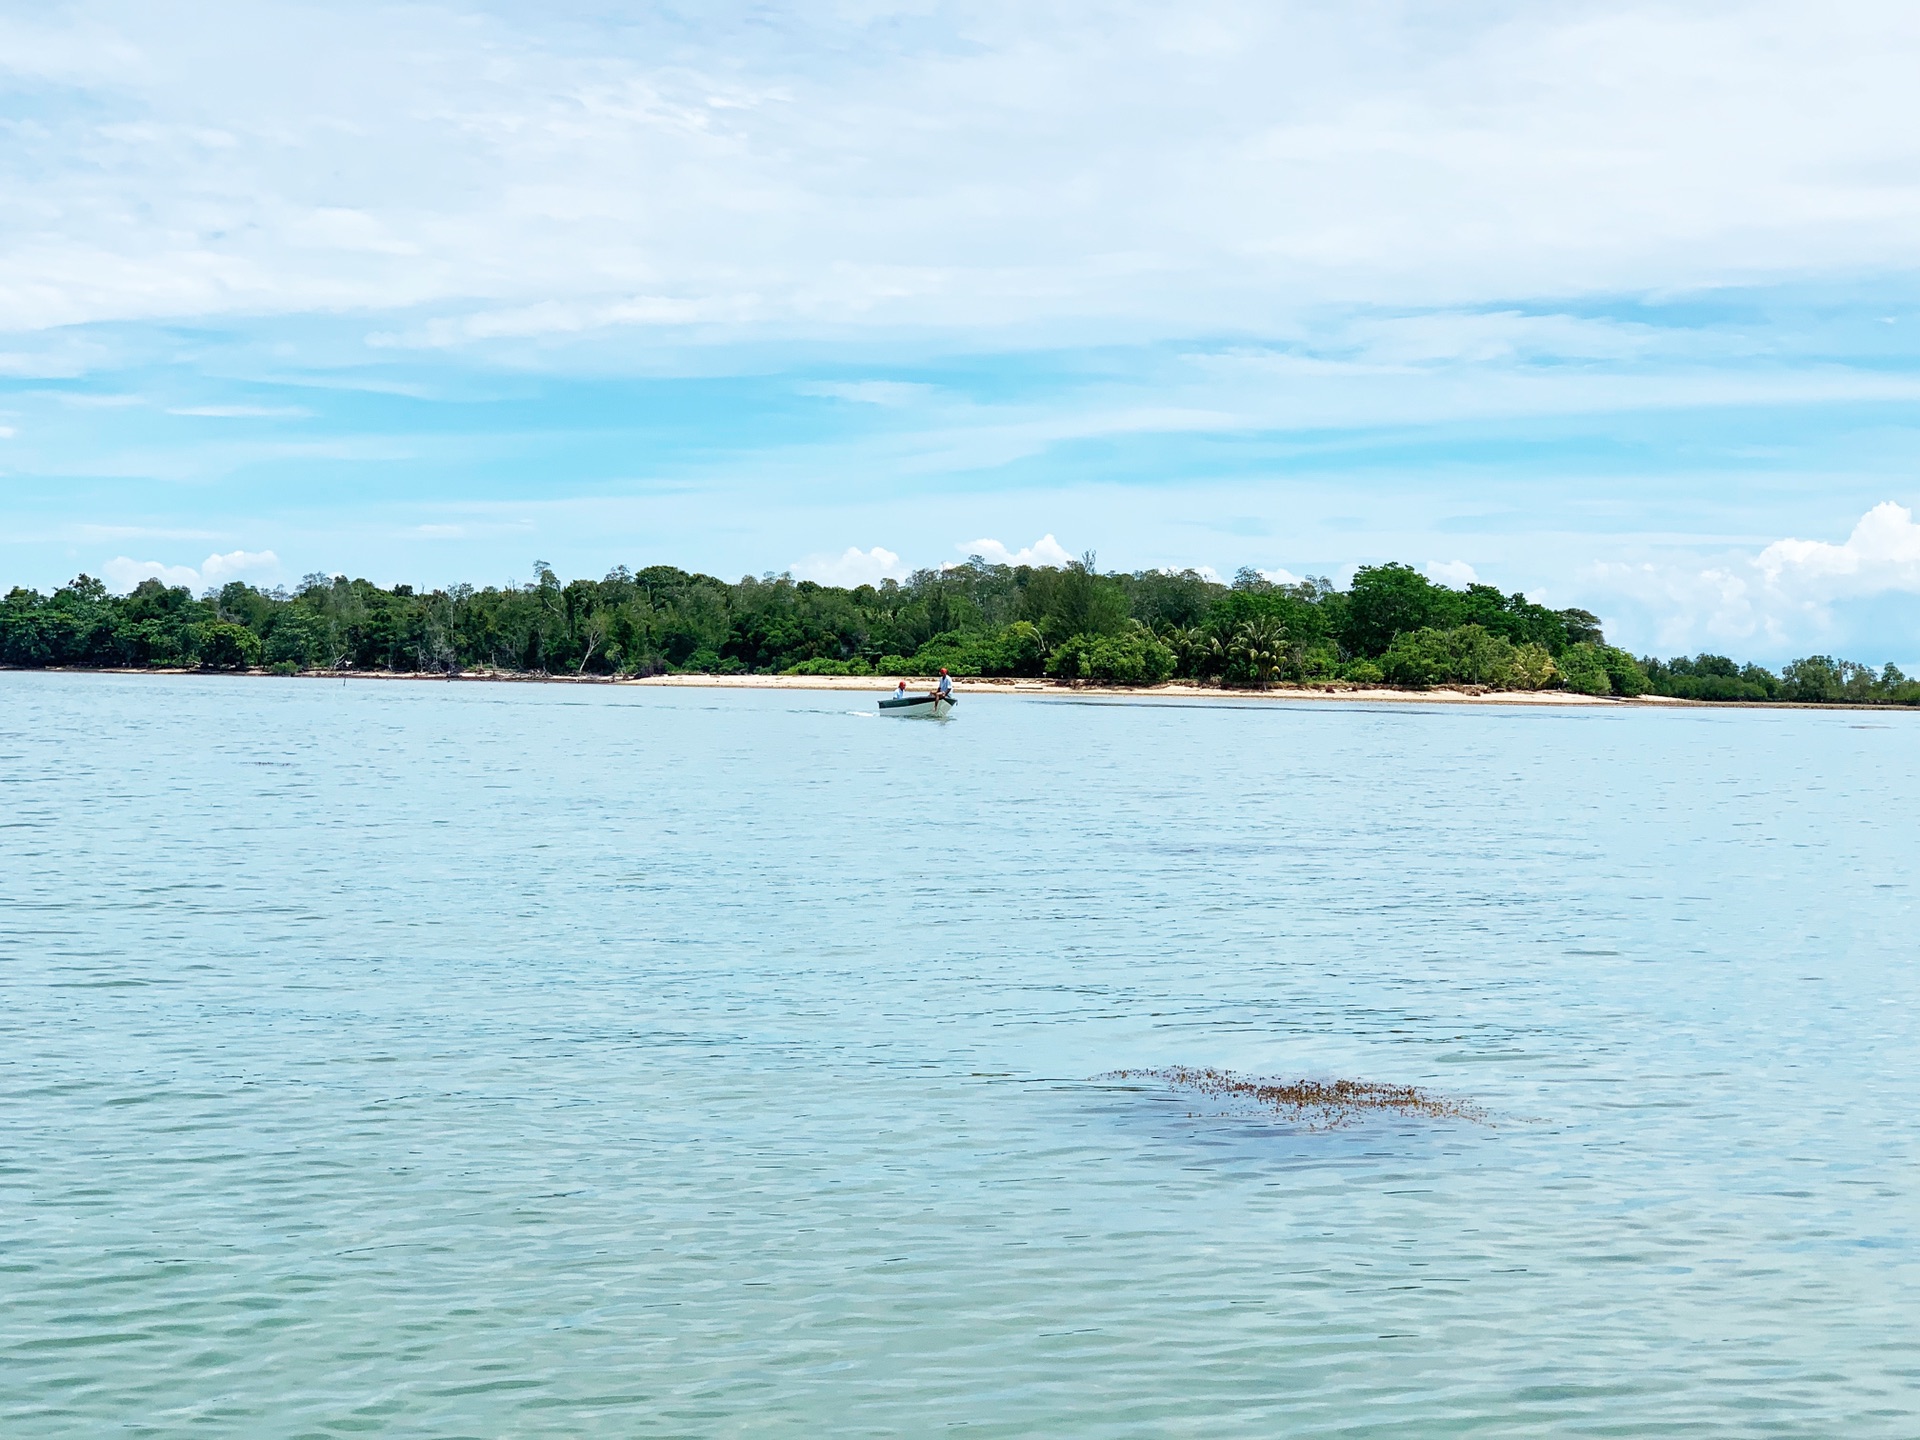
[{"left": 3, "top": 674, "right": 1918, "bottom": 1436}]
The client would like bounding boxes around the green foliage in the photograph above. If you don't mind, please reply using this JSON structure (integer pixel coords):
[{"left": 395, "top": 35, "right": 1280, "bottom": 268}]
[
  {"left": 1228, "top": 614, "right": 1288, "bottom": 687},
  {"left": 1511, "top": 643, "right": 1558, "bottom": 690},
  {"left": 1046, "top": 627, "right": 1176, "bottom": 684},
  {"left": 1555, "top": 643, "right": 1613, "bottom": 696},
  {"left": 1342, "top": 564, "right": 1444, "bottom": 657},
  {"left": 1641, "top": 654, "right": 1781, "bottom": 701},
  {"left": 0, "top": 559, "right": 1907, "bottom": 704},
  {"left": 1776, "top": 655, "right": 1910, "bottom": 704},
  {"left": 1018, "top": 557, "right": 1131, "bottom": 642},
  {"left": 196, "top": 622, "right": 263, "bottom": 670},
  {"left": 1597, "top": 646, "right": 1650, "bottom": 697},
  {"left": 784, "top": 656, "right": 871, "bottom": 676},
  {"left": 1377, "top": 625, "right": 1560, "bottom": 689},
  {"left": 993, "top": 620, "right": 1048, "bottom": 677}
]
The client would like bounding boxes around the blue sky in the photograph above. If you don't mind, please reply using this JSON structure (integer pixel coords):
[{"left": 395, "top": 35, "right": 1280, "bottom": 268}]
[{"left": 4, "top": 1, "right": 1920, "bottom": 662}]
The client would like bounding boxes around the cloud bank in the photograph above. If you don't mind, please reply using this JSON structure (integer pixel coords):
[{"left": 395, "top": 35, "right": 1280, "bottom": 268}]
[
  {"left": 1590, "top": 502, "right": 1920, "bottom": 657},
  {"left": 958, "top": 535, "right": 1076, "bottom": 568},
  {"left": 104, "top": 549, "right": 280, "bottom": 594},
  {"left": 791, "top": 545, "right": 906, "bottom": 588}
]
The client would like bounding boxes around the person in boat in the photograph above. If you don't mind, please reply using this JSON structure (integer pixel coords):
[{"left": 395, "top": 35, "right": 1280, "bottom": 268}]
[
  {"left": 894, "top": 680, "right": 909, "bottom": 701},
  {"left": 932, "top": 668, "right": 953, "bottom": 701}
]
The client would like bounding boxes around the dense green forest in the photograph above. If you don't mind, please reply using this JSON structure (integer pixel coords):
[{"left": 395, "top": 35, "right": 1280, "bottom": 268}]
[{"left": 3, "top": 557, "right": 1916, "bottom": 703}]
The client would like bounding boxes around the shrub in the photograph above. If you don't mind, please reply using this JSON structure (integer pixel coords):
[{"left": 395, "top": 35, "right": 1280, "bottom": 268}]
[
  {"left": 1046, "top": 629, "right": 1175, "bottom": 684},
  {"left": 910, "top": 631, "right": 994, "bottom": 676},
  {"left": 1450, "top": 626, "right": 1520, "bottom": 686},
  {"left": 906, "top": 622, "right": 1048, "bottom": 677},
  {"left": 1510, "top": 642, "right": 1557, "bottom": 690},
  {"left": 1295, "top": 644, "right": 1341, "bottom": 680},
  {"left": 993, "top": 621, "right": 1047, "bottom": 677},
  {"left": 196, "top": 622, "right": 262, "bottom": 671},
  {"left": 1045, "top": 635, "right": 1092, "bottom": 680},
  {"left": 263, "top": 612, "right": 328, "bottom": 668},
  {"left": 784, "top": 656, "right": 870, "bottom": 676},
  {"left": 1597, "top": 645, "right": 1650, "bottom": 697},
  {"left": 1088, "top": 631, "right": 1176, "bottom": 685},
  {"left": 1556, "top": 643, "right": 1612, "bottom": 696},
  {"left": 1379, "top": 627, "right": 1456, "bottom": 686},
  {"left": 1341, "top": 658, "right": 1384, "bottom": 685}
]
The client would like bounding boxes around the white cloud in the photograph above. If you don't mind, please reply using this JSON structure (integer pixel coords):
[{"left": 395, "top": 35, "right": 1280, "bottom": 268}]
[
  {"left": 792, "top": 545, "right": 906, "bottom": 587},
  {"left": 102, "top": 548, "right": 280, "bottom": 593},
  {"left": 1755, "top": 501, "right": 1920, "bottom": 597},
  {"left": 7, "top": 4, "right": 1920, "bottom": 338},
  {"left": 0, "top": 425, "right": 14, "bottom": 439},
  {"left": 958, "top": 534, "right": 1075, "bottom": 568},
  {"left": 104, "top": 557, "right": 201, "bottom": 591},
  {"left": 1586, "top": 502, "right": 1920, "bottom": 655},
  {"left": 1426, "top": 559, "right": 1479, "bottom": 587},
  {"left": 200, "top": 548, "right": 280, "bottom": 585}
]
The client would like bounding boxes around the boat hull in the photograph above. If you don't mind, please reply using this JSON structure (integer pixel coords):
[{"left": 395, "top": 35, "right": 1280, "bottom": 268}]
[{"left": 877, "top": 694, "right": 956, "bottom": 718}]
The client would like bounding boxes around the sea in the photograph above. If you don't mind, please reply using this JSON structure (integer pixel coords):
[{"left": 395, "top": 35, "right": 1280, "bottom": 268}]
[{"left": 3, "top": 672, "right": 1917, "bottom": 1436}]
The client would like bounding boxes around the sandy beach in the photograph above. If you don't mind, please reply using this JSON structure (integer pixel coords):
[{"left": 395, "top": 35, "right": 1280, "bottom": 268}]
[
  {"left": 5, "top": 665, "right": 1707, "bottom": 704},
  {"left": 42, "top": 666, "right": 1914, "bottom": 708},
  {"left": 628, "top": 672, "right": 1646, "bottom": 705}
]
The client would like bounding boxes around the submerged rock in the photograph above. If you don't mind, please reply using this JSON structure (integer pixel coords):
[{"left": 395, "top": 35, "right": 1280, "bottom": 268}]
[{"left": 1102, "top": 1066, "right": 1486, "bottom": 1128}]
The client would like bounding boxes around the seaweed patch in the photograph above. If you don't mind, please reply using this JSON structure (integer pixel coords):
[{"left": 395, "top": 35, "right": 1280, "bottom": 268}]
[{"left": 1100, "top": 1066, "right": 1487, "bottom": 1128}]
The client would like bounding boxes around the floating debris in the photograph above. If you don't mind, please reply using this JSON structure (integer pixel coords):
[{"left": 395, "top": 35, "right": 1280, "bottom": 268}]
[{"left": 1100, "top": 1066, "right": 1487, "bottom": 1128}]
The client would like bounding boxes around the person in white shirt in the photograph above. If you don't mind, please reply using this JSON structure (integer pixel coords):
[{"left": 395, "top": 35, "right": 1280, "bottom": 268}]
[
  {"left": 935, "top": 668, "right": 953, "bottom": 699},
  {"left": 894, "top": 680, "right": 908, "bottom": 700}
]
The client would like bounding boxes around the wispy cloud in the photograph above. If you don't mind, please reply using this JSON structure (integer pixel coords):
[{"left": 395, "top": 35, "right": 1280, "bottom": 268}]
[
  {"left": 4, "top": 3, "right": 1920, "bottom": 661},
  {"left": 797, "top": 381, "right": 940, "bottom": 407},
  {"left": 166, "top": 404, "right": 312, "bottom": 418},
  {"left": 6, "top": 4, "right": 1920, "bottom": 338}
]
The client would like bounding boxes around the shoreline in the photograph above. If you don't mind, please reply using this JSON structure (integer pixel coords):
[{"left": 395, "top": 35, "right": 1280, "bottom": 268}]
[{"left": 7, "top": 665, "right": 1914, "bottom": 711}]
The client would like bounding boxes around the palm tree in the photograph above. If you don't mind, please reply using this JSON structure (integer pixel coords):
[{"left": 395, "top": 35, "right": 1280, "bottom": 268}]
[
  {"left": 1156, "top": 624, "right": 1218, "bottom": 680},
  {"left": 1230, "top": 615, "right": 1289, "bottom": 688}
]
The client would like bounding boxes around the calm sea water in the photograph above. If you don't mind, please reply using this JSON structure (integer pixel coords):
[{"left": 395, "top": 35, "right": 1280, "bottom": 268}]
[{"left": 4, "top": 672, "right": 1918, "bottom": 1436}]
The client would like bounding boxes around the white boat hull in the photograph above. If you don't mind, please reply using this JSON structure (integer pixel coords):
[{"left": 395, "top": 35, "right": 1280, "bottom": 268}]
[{"left": 878, "top": 694, "right": 956, "bottom": 718}]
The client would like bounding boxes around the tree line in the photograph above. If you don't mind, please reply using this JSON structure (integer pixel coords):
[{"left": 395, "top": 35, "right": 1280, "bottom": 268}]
[{"left": 2, "top": 557, "right": 1915, "bottom": 704}]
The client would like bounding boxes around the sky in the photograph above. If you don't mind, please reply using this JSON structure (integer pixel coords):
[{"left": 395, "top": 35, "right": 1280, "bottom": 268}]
[{"left": 4, "top": 1, "right": 1920, "bottom": 662}]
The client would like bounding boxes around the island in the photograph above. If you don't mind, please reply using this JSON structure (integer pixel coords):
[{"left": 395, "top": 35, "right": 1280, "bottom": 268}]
[{"left": 3, "top": 558, "right": 1914, "bottom": 706}]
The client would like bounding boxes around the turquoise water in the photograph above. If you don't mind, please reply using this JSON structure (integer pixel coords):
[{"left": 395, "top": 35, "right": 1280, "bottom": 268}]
[{"left": 4, "top": 673, "right": 1918, "bottom": 1436}]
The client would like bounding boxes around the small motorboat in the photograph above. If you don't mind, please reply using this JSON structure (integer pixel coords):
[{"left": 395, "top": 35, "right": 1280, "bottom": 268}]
[{"left": 878, "top": 691, "right": 957, "bottom": 719}]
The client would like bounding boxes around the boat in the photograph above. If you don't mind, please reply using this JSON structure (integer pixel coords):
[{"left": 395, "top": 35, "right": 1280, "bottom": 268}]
[{"left": 878, "top": 691, "right": 957, "bottom": 719}]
